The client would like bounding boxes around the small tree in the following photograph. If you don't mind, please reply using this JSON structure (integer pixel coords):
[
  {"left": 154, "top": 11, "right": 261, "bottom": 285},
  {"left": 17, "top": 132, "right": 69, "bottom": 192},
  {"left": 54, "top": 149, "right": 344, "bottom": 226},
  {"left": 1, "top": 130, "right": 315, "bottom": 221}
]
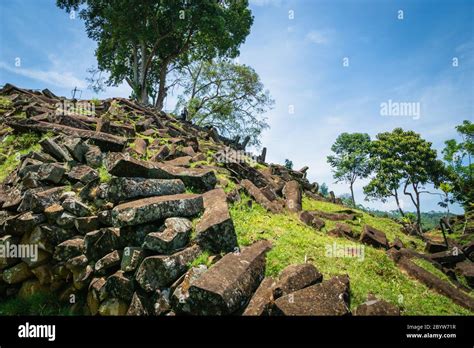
[
  {"left": 284, "top": 159, "right": 293, "bottom": 170},
  {"left": 442, "top": 120, "right": 474, "bottom": 210},
  {"left": 175, "top": 59, "right": 273, "bottom": 146},
  {"left": 319, "top": 183, "right": 329, "bottom": 197},
  {"left": 327, "top": 133, "right": 372, "bottom": 206},
  {"left": 367, "top": 128, "right": 445, "bottom": 234}
]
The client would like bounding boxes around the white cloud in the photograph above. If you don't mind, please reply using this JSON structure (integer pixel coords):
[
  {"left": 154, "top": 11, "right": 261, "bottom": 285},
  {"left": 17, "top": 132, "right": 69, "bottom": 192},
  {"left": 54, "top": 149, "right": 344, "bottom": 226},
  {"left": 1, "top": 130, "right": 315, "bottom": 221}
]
[
  {"left": 0, "top": 61, "right": 86, "bottom": 89},
  {"left": 306, "top": 30, "right": 330, "bottom": 45}
]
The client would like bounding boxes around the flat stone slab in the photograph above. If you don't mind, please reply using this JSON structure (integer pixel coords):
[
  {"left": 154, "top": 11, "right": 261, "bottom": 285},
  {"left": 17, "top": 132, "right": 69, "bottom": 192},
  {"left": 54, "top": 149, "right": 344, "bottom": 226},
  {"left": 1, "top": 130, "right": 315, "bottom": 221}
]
[
  {"left": 360, "top": 225, "right": 389, "bottom": 249},
  {"left": 108, "top": 155, "right": 216, "bottom": 191},
  {"left": 111, "top": 193, "right": 203, "bottom": 227},
  {"left": 354, "top": 297, "right": 400, "bottom": 316},
  {"left": 242, "top": 277, "right": 276, "bottom": 316},
  {"left": 142, "top": 217, "right": 192, "bottom": 254},
  {"left": 135, "top": 244, "right": 201, "bottom": 291},
  {"left": 195, "top": 188, "right": 238, "bottom": 253},
  {"left": 106, "top": 177, "right": 185, "bottom": 203},
  {"left": 282, "top": 180, "right": 302, "bottom": 212},
  {"left": 184, "top": 240, "right": 272, "bottom": 315},
  {"left": 273, "top": 263, "right": 322, "bottom": 299},
  {"left": 272, "top": 275, "right": 350, "bottom": 316},
  {"left": 241, "top": 179, "right": 282, "bottom": 213}
]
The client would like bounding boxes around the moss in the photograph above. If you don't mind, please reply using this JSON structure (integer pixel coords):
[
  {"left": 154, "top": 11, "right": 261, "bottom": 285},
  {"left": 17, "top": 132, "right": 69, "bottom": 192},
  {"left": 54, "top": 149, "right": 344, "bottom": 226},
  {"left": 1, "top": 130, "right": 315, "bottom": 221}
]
[
  {"left": 98, "top": 165, "right": 112, "bottom": 183},
  {"left": 0, "top": 132, "right": 42, "bottom": 182},
  {"left": 188, "top": 250, "right": 212, "bottom": 268},
  {"left": 229, "top": 194, "right": 472, "bottom": 315}
]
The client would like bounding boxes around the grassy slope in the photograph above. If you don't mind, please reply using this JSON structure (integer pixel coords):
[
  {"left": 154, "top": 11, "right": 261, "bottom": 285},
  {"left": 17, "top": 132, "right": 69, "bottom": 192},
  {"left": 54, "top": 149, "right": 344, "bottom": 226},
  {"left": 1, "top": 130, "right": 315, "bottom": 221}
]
[{"left": 230, "top": 195, "right": 472, "bottom": 315}]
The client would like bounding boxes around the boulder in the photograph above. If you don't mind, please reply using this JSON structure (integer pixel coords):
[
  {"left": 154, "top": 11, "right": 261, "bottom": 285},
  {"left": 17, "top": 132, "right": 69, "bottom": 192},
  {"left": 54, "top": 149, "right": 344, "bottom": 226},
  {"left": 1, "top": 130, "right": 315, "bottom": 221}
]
[
  {"left": 37, "top": 163, "right": 65, "bottom": 183},
  {"left": 282, "top": 180, "right": 302, "bottom": 212},
  {"left": 95, "top": 250, "right": 122, "bottom": 272},
  {"left": 121, "top": 247, "right": 144, "bottom": 273},
  {"left": 272, "top": 275, "right": 350, "bottom": 316},
  {"left": 240, "top": 179, "right": 282, "bottom": 213},
  {"left": 195, "top": 188, "right": 238, "bottom": 253},
  {"left": 63, "top": 137, "right": 87, "bottom": 162},
  {"left": 104, "top": 270, "right": 134, "bottom": 301},
  {"left": 44, "top": 204, "right": 64, "bottom": 223},
  {"left": 84, "top": 144, "right": 103, "bottom": 168},
  {"left": 111, "top": 193, "right": 203, "bottom": 227},
  {"left": 171, "top": 265, "right": 208, "bottom": 314},
  {"left": 39, "top": 137, "right": 73, "bottom": 162},
  {"left": 67, "top": 165, "right": 99, "bottom": 184},
  {"left": 135, "top": 244, "right": 201, "bottom": 291},
  {"left": 108, "top": 156, "right": 216, "bottom": 191},
  {"left": 23, "top": 186, "right": 66, "bottom": 213},
  {"left": 242, "top": 277, "right": 276, "bottom": 316},
  {"left": 127, "top": 292, "right": 150, "bottom": 316},
  {"left": 425, "top": 240, "right": 448, "bottom": 253},
  {"left": 455, "top": 261, "right": 474, "bottom": 288},
  {"left": 273, "top": 263, "right": 323, "bottom": 299},
  {"left": 429, "top": 249, "right": 466, "bottom": 266},
  {"left": 84, "top": 228, "right": 121, "bottom": 261},
  {"left": 74, "top": 216, "right": 100, "bottom": 234},
  {"left": 106, "top": 177, "right": 185, "bottom": 203},
  {"left": 62, "top": 198, "right": 91, "bottom": 217},
  {"left": 299, "top": 211, "right": 325, "bottom": 230},
  {"left": 354, "top": 296, "right": 400, "bottom": 316},
  {"left": 360, "top": 225, "right": 389, "bottom": 249},
  {"left": 3, "top": 212, "right": 46, "bottom": 236},
  {"left": 98, "top": 298, "right": 128, "bottom": 316},
  {"left": 327, "top": 222, "right": 355, "bottom": 240},
  {"left": 142, "top": 217, "right": 192, "bottom": 254},
  {"left": 183, "top": 240, "right": 272, "bottom": 315},
  {"left": 2, "top": 262, "right": 33, "bottom": 284},
  {"left": 53, "top": 237, "right": 85, "bottom": 261}
]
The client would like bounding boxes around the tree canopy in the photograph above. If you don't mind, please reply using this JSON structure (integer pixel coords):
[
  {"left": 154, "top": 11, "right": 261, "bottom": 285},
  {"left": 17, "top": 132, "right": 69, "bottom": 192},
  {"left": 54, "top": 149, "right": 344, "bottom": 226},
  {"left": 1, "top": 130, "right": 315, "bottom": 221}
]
[
  {"left": 175, "top": 59, "right": 273, "bottom": 146},
  {"left": 57, "top": 0, "right": 254, "bottom": 108},
  {"left": 327, "top": 132, "right": 372, "bottom": 206}
]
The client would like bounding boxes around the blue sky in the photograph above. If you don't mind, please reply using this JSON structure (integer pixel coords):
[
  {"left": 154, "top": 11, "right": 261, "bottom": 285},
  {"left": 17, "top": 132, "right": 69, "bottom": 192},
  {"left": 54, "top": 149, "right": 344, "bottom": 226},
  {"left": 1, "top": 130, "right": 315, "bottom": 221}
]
[{"left": 1, "top": 0, "right": 473, "bottom": 213}]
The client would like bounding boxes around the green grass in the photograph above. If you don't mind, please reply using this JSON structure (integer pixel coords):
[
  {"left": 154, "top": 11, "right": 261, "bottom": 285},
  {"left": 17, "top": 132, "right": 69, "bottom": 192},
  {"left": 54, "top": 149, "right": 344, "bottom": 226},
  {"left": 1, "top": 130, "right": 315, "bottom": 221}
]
[
  {"left": 0, "top": 132, "right": 42, "bottom": 182},
  {"left": 0, "top": 292, "right": 74, "bottom": 316},
  {"left": 230, "top": 195, "right": 473, "bottom": 315},
  {"left": 188, "top": 250, "right": 213, "bottom": 268}
]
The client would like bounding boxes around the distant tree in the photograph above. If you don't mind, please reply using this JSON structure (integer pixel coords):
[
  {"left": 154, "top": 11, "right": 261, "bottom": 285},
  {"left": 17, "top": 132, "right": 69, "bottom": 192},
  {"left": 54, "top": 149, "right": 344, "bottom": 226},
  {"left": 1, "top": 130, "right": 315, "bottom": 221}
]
[
  {"left": 57, "top": 0, "right": 253, "bottom": 107},
  {"left": 438, "top": 182, "right": 455, "bottom": 220},
  {"left": 442, "top": 120, "right": 474, "bottom": 210},
  {"left": 175, "top": 59, "right": 273, "bottom": 146},
  {"left": 366, "top": 128, "right": 445, "bottom": 234},
  {"left": 319, "top": 183, "right": 329, "bottom": 197},
  {"left": 284, "top": 159, "right": 293, "bottom": 170},
  {"left": 327, "top": 133, "right": 372, "bottom": 206}
]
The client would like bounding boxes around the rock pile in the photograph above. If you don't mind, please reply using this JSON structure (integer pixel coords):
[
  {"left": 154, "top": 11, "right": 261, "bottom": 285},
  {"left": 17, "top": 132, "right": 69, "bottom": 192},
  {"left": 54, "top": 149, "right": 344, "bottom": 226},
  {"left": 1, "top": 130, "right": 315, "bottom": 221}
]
[
  {"left": 1, "top": 84, "right": 472, "bottom": 315},
  {"left": 0, "top": 84, "right": 343, "bottom": 316}
]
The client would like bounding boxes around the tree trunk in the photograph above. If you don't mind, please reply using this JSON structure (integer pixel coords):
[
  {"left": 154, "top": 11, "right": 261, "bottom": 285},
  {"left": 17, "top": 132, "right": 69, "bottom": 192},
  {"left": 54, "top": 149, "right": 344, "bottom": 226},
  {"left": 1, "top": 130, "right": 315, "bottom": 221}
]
[
  {"left": 350, "top": 182, "right": 355, "bottom": 207},
  {"left": 155, "top": 61, "right": 169, "bottom": 111},
  {"left": 394, "top": 189, "right": 405, "bottom": 217},
  {"left": 139, "top": 41, "right": 148, "bottom": 105},
  {"left": 415, "top": 190, "right": 422, "bottom": 234}
]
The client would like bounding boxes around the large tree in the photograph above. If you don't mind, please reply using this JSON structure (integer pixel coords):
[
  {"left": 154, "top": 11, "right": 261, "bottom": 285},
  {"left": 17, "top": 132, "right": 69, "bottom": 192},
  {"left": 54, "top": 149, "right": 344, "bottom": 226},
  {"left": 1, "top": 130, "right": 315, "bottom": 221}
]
[
  {"left": 57, "top": 0, "right": 253, "bottom": 108},
  {"left": 442, "top": 120, "right": 474, "bottom": 210},
  {"left": 175, "top": 59, "right": 273, "bottom": 146},
  {"left": 327, "top": 133, "right": 372, "bottom": 206},
  {"left": 367, "top": 128, "right": 445, "bottom": 233}
]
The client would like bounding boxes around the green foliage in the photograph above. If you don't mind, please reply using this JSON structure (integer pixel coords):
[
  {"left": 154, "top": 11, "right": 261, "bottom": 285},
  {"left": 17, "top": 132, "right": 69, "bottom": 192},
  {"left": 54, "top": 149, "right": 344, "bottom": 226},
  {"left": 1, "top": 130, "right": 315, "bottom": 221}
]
[
  {"left": 442, "top": 120, "right": 474, "bottom": 209},
  {"left": 188, "top": 250, "right": 212, "bottom": 268},
  {"left": 319, "top": 182, "right": 329, "bottom": 197},
  {"left": 229, "top": 194, "right": 470, "bottom": 314},
  {"left": 284, "top": 159, "right": 293, "bottom": 170},
  {"left": 98, "top": 165, "right": 112, "bottom": 183},
  {"left": 365, "top": 128, "right": 445, "bottom": 231},
  {"left": 57, "top": 0, "right": 254, "bottom": 106},
  {"left": 0, "top": 132, "right": 42, "bottom": 182},
  {"left": 176, "top": 59, "right": 273, "bottom": 147},
  {"left": 327, "top": 133, "right": 372, "bottom": 205}
]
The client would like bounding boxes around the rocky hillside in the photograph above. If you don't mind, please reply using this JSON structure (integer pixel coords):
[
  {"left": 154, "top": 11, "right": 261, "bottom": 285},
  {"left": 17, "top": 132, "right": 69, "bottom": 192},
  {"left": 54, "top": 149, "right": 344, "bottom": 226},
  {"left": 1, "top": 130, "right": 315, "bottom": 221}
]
[{"left": 0, "top": 84, "right": 473, "bottom": 316}]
